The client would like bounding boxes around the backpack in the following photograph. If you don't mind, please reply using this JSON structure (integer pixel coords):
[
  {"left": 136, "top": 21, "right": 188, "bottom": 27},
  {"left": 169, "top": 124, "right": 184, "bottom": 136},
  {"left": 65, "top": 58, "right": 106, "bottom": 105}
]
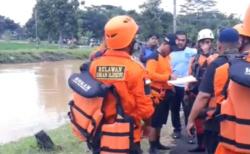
[{"left": 68, "top": 62, "right": 135, "bottom": 154}]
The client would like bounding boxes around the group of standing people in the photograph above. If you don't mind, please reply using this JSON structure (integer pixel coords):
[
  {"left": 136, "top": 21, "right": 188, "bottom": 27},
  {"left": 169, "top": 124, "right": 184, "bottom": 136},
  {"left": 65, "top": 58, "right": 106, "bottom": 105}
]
[
  {"left": 139, "top": 28, "right": 216, "bottom": 154},
  {"left": 69, "top": 4, "right": 250, "bottom": 154}
]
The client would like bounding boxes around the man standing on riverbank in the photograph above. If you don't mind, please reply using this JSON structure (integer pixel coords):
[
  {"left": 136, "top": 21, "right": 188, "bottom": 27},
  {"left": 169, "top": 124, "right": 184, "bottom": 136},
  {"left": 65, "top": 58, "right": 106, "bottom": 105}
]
[{"left": 170, "top": 31, "right": 197, "bottom": 139}]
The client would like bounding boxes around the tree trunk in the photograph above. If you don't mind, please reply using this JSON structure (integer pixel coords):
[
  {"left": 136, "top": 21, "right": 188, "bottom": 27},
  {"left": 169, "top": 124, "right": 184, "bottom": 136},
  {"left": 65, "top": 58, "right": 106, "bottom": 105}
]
[
  {"left": 48, "top": 32, "right": 52, "bottom": 44},
  {"left": 58, "top": 31, "right": 63, "bottom": 48}
]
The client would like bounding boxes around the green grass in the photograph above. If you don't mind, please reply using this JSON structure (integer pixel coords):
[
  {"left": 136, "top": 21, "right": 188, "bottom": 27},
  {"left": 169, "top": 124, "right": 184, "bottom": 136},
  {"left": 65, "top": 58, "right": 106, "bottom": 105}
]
[
  {"left": 0, "top": 40, "right": 58, "bottom": 52},
  {"left": 0, "top": 123, "right": 174, "bottom": 154},
  {"left": 0, "top": 40, "right": 93, "bottom": 63},
  {"left": 0, "top": 124, "right": 90, "bottom": 154},
  {"left": 0, "top": 124, "right": 149, "bottom": 154}
]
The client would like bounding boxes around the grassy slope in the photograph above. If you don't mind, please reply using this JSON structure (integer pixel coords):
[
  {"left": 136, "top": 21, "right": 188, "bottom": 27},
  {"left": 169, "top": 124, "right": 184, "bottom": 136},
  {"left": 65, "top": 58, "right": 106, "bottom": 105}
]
[
  {"left": 0, "top": 41, "right": 93, "bottom": 63},
  {"left": 0, "top": 125, "right": 90, "bottom": 154},
  {"left": 0, "top": 124, "right": 153, "bottom": 154}
]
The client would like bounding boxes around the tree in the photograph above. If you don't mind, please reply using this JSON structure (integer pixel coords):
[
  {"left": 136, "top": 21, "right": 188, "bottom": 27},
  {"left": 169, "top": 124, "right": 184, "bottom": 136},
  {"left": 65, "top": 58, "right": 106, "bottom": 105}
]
[
  {"left": 177, "top": 0, "right": 240, "bottom": 41},
  {"left": 180, "top": 0, "right": 217, "bottom": 15},
  {"left": 77, "top": 5, "right": 126, "bottom": 40},
  {"left": 139, "top": 0, "right": 173, "bottom": 40},
  {"left": 0, "top": 16, "right": 20, "bottom": 39},
  {"left": 25, "top": 0, "right": 79, "bottom": 44},
  {"left": 24, "top": 18, "right": 35, "bottom": 39},
  {"left": 50, "top": 0, "right": 79, "bottom": 45},
  {"left": 177, "top": 12, "right": 240, "bottom": 41}
]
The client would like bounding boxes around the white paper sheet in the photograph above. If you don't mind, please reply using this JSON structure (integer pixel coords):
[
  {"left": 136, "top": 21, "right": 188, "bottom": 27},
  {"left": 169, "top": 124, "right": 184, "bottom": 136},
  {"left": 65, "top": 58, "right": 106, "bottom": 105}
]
[{"left": 168, "top": 75, "right": 197, "bottom": 86}]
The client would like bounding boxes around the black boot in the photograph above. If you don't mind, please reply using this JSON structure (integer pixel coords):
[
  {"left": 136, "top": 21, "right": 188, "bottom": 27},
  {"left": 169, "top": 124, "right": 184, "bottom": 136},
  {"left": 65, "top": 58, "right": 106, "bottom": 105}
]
[
  {"left": 149, "top": 141, "right": 160, "bottom": 154},
  {"left": 132, "top": 142, "right": 143, "bottom": 154},
  {"left": 188, "top": 134, "right": 205, "bottom": 152},
  {"left": 156, "top": 137, "right": 170, "bottom": 150}
]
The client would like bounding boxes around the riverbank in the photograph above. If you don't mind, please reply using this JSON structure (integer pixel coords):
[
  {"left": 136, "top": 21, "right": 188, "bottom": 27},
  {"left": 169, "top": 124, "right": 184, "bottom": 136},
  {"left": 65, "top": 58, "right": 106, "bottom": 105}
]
[
  {"left": 0, "top": 124, "right": 149, "bottom": 154},
  {"left": 0, "top": 124, "right": 90, "bottom": 154},
  {"left": 0, "top": 50, "right": 91, "bottom": 64},
  {"left": 0, "top": 121, "right": 202, "bottom": 154},
  {"left": 0, "top": 40, "right": 93, "bottom": 64}
]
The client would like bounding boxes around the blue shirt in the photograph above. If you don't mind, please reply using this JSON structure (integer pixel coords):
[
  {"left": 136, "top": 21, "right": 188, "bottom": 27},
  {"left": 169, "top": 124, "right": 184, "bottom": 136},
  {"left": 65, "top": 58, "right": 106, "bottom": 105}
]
[
  {"left": 170, "top": 47, "right": 197, "bottom": 87},
  {"left": 140, "top": 45, "right": 156, "bottom": 64}
]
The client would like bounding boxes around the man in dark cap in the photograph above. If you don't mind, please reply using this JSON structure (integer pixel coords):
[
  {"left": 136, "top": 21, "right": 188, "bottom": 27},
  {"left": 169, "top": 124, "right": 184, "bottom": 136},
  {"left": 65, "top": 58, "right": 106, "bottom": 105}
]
[{"left": 187, "top": 28, "right": 240, "bottom": 154}]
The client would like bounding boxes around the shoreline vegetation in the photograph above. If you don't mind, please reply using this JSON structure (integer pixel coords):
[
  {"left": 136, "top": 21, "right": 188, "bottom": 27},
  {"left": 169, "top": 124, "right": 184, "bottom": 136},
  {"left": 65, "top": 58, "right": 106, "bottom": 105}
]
[
  {"left": 0, "top": 123, "right": 154, "bottom": 154},
  {"left": 0, "top": 124, "right": 91, "bottom": 154},
  {"left": 0, "top": 40, "right": 93, "bottom": 64}
]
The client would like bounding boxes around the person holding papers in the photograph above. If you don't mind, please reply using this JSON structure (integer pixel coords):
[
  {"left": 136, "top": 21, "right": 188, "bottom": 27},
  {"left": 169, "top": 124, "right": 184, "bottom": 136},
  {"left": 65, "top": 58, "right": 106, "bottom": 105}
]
[{"left": 170, "top": 31, "right": 197, "bottom": 139}]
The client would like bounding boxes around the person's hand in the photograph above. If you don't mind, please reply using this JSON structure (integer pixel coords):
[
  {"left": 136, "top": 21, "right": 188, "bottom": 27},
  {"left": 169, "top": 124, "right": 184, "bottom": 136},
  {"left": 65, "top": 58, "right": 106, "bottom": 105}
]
[
  {"left": 185, "top": 85, "right": 190, "bottom": 92},
  {"left": 186, "top": 120, "right": 195, "bottom": 137},
  {"left": 171, "top": 74, "right": 177, "bottom": 80}
]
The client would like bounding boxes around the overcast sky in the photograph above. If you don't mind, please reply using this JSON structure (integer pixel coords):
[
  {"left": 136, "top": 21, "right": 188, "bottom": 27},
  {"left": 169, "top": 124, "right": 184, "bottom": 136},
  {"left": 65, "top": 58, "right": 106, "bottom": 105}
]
[{"left": 0, "top": 0, "right": 249, "bottom": 26}]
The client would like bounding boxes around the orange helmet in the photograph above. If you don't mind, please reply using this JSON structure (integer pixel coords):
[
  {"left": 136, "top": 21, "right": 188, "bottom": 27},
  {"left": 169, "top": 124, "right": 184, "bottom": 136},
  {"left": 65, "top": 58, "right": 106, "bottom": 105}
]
[
  {"left": 233, "top": 24, "right": 244, "bottom": 35},
  {"left": 242, "top": 4, "right": 250, "bottom": 37},
  {"left": 104, "top": 15, "right": 139, "bottom": 49}
]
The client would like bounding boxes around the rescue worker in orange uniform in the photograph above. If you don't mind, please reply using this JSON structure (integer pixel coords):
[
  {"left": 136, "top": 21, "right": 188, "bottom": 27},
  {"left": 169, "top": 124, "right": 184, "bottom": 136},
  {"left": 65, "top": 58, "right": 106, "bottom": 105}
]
[
  {"left": 215, "top": 4, "right": 250, "bottom": 154},
  {"left": 143, "top": 37, "right": 173, "bottom": 154},
  {"left": 86, "top": 15, "right": 154, "bottom": 153},
  {"left": 186, "top": 28, "right": 218, "bottom": 151},
  {"left": 187, "top": 28, "right": 240, "bottom": 154}
]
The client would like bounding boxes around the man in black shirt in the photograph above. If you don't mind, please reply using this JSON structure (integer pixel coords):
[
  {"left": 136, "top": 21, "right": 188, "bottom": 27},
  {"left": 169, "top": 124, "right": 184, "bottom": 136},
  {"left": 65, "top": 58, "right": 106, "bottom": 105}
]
[{"left": 187, "top": 28, "right": 240, "bottom": 154}]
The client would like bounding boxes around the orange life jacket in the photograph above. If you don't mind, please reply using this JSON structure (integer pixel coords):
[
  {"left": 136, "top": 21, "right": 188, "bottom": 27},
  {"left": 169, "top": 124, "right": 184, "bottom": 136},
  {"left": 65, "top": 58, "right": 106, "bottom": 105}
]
[
  {"left": 203, "top": 55, "right": 233, "bottom": 119},
  {"left": 68, "top": 69, "right": 109, "bottom": 143},
  {"left": 99, "top": 89, "right": 134, "bottom": 154},
  {"left": 189, "top": 53, "right": 219, "bottom": 81},
  {"left": 68, "top": 67, "right": 136, "bottom": 153},
  {"left": 218, "top": 53, "right": 250, "bottom": 153},
  {"left": 188, "top": 53, "right": 219, "bottom": 95}
]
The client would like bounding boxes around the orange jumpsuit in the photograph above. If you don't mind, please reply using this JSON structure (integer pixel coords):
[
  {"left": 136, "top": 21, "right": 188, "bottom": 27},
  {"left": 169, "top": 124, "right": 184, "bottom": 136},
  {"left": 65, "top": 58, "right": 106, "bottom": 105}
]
[
  {"left": 145, "top": 54, "right": 172, "bottom": 103},
  {"left": 89, "top": 50, "right": 154, "bottom": 142}
]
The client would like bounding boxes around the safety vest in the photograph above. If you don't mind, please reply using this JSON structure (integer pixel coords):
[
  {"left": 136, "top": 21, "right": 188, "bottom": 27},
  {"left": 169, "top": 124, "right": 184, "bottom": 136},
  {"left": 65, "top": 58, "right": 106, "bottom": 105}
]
[
  {"left": 218, "top": 53, "right": 250, "bottom": 153},
  {"left": 189, "top": 53, "right": 219, "bottom": 81},
  {"left": 205, "top": 55, "right": 230, "bottom": 119},
  {"left": 188, "top": 53, "right": 219, "bottom": 96},
  {"left": 68, "top": 63, "right": 135, "bottom": 154}
]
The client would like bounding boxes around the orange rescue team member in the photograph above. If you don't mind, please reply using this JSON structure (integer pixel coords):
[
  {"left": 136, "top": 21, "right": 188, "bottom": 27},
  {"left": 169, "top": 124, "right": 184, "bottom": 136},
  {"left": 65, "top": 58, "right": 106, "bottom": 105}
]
[
  {"left": 89, "top": 15, "right": 154, "bottom": 153},
  {"left": 144, "top": 37, "right": 173, "bottom": 154},
  {"left": 215, "top": 4, "right": 250, "bottom": 154},
  {"left": 187, "top": 28, "right": 240, "bottom": 154},
  {"left": 186, "top": 28, "right": 218, "bottom": 152}
]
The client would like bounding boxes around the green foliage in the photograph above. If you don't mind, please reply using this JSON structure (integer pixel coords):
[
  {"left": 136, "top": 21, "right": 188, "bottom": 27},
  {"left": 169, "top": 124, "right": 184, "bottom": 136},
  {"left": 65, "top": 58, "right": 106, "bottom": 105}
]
[
  {"left": 177, "top": 12, "right": 241, "bottom": 41},
  {"left": 77, "top": 5, "right": 126, "bottom": 39},
  {"left": 139, "top": 0, "right": 173, "bottom": 39},
  {"left": 180, "top": 0, "right": 218, "bottom": 15},
  {"left": 0, "top": 16, "right": 21, "bottom": 39},
  {"left": 21, "top": 0, "right": 241, "bottom": 43},
  {"left": 25, "top": 0, "right": 79, "bottom": 42},
  {"left": 2, "top": 30, "right": 13, "bottom": 41}
]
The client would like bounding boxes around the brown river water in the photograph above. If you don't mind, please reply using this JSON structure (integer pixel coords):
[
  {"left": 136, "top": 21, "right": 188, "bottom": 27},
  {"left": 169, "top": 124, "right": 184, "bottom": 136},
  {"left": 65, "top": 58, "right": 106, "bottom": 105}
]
[{"left": 0, "top": 60, "right": 83, "bottom": 144}]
